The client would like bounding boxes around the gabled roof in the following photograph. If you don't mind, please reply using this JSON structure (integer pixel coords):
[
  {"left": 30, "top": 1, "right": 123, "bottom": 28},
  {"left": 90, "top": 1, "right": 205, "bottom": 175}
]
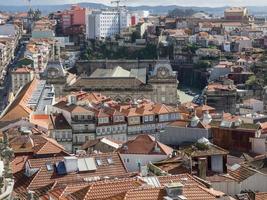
[
  {"left": 67, "top": 178, "right": 143, "bottom": 200},
  {"left": 82, "top": 137, "right": 122, "bottom": 151},
  {"left": 118, "top": 134, "right": 173, "bottom": 155},
  {"left": 0, "top": 79, "right": 38, "bottom": 122},
  {"left": 228, "top": 165, "right": 257, "bottom": 182},
  {"left": 12, "top": 153, "right": 129, "bottom": 198},
  {"left": 9, "top": 133, "right": 68, "bottom": 156},
  {"left": 40, "top": 174, "right": 223, "bottom": 200},
  {"left": 151, "top": 104, "right": 177, "bottom": 114}
]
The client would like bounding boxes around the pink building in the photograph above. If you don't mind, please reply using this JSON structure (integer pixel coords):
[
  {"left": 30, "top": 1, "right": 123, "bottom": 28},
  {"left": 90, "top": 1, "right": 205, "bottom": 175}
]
[{"left": 61, "top": 5, "right": 86, "bottom": 33}]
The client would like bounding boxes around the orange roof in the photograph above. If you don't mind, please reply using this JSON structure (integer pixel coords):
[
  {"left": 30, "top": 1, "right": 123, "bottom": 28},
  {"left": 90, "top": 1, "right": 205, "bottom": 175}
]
[
  {"left": 40, "top": 174, "right": 222, "bottom": 200},
  {"left": 13, "top": 153, "right": 129, "bottom": 198},
  {"left": 0, "top": 79, "right": 39, "bottom": 122},
  {"left": 228, "top": 165, "right": 256, "bottom": 182},
  {"left": 256, "top": 192, "right": 267, "bottom": 200},
  {"left": 13, "top": 66, "right": 34, "bottom": 73},
  {"left": 206, "top": 83, "right": 236, "bottom": 92},
  {"left": 118, "top": 134, "right": 173, "bottom": 155},
  {"left": 9, "top": 133, "right": 68, "bottom": 156}
]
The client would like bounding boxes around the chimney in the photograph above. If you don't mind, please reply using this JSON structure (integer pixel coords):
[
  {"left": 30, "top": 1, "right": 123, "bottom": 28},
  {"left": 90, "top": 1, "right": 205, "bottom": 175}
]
[
  {"left": 27, "top": 190, "right": 35, "bottom": 200},
  {"left": 164, "top": 182, "right": 186, "bottom": 200},
  {"left": 198, "top": 157, "right": 207, "bottom": 180}
]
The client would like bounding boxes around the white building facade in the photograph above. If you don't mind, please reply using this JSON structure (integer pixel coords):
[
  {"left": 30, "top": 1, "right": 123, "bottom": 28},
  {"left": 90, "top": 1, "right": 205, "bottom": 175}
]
[{"left": 87, "top": 9, "right": 130, "bottom": 39}]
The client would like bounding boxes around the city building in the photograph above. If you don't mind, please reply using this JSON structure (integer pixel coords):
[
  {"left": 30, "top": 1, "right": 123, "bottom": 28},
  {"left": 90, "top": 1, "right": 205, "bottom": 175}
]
[
  {"left": 11, "top": 152, "right": 129, "bottom": 199},
  {"left": 211, "top": 114, "right": 259, "bottom": 153},
  {"left": 0, "top": 24, "right": 22, "bottom": 84},
  {"left": 0, "top": 79, "right": 55, "bottom": 123},
  {"left": 118, "top": 134, "right": 173, "bottom": 172},
  {"left": 31, "top": 19, "right": 56, "bottom": 39},
  {"left": 48, "top": 113, "right": 73, "bottom": 152},
  {"left": 204, "top": 79, "right": 237, "bottom": 114},
  {"left": 40, "top": 174, "right": 225, "bottom": 200},
  {"left": 239, "top": 98, "right": 264, "bottom": 115},
  {"left": 161, "top": 113, "right": 212, "bottom": 146},
  {"left": 67, "top": 61, "right": 179, "bottom": 105},
  {"left": 11, "top": 66, "right": 35, "bottom": 95},
  {"left": 87, "top": 8, "right": 130, "bottom": 39},
  {"left": 40, "top": 60, "right": 76, "bottom": 97},
  {"left": 49, "top": 91, "right": 181, "bottom": 151},
  {"left": 59, "top": 5, "right": 87, "bottom": 34},
  {"left": 82, "top": 137, "right": 122, "bottom": 153},
  {"left": 224, "top": 7, "right": 249, "bottom": 21}
]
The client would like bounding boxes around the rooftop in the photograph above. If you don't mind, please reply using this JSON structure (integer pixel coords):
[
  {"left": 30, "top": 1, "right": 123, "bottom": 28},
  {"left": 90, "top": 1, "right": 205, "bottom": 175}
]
[
  {"left": 12, "top": 152, "right": 129, "bottom": 199},
  {"left": 118, "top": 134, "right": 173, "bottom": 155}
]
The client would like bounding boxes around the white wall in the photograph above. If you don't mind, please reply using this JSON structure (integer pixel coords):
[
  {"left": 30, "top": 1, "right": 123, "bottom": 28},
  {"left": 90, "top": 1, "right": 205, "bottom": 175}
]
[
  {"left": 120, "top": 154, "right": 168, "bottom": 172},
  {"left": 251, "top": 138, "right": 266, "bottom": 154},
  {"left": 211, "top": 173, "right": 267, "bottom": 196}
]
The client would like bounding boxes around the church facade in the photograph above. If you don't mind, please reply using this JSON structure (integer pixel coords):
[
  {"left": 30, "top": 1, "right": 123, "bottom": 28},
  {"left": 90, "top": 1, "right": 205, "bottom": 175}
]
[{"left": 66, "top": 61, "right": 179, "bottom": 105}]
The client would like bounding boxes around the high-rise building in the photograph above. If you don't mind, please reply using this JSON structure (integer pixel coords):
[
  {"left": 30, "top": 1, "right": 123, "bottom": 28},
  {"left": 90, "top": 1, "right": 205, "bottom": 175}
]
[{"left": 87, "top": 9, "right": 130, "bottom": 39}]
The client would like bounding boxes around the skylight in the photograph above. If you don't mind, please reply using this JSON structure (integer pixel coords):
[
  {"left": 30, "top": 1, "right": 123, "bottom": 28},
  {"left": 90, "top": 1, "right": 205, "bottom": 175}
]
[
  {"left": 96, "top": 158, "right": 102, "bottom": 166},
  {"left": 107, "top": 157, "right": 114, "bottom": 165},
  {"left": 45, "top": 162, "right": 54, "bottom": 171}
]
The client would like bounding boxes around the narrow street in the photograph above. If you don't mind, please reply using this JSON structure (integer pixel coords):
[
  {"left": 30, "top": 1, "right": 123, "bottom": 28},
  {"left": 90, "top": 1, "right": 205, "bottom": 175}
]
[{"left": 0, "top": 42, "right": 26, "bottom": 112}]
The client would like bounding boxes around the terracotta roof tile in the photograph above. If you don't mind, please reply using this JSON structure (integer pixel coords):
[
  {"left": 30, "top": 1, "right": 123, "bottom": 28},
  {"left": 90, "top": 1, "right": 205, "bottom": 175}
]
[
  {"left": 13, "top": 153, "right": 129, "bottom": 198},
  {"left": 118, "top": 135, "right": 173, "bottom": 155},
  {"left": 0, "top": 79, "right": 39, "bottom": 122},
  {"left": 255, "top": 192, "right": 267, "bottom": 200},
  {"left": 228, "top": 165, "right": 256, "bottom": 182}
]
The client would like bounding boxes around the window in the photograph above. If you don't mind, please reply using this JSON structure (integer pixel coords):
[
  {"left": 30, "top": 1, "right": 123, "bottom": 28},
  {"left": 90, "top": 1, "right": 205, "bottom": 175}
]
[{"left": 126, "top": 158, "right": 130, "bottom": 163}]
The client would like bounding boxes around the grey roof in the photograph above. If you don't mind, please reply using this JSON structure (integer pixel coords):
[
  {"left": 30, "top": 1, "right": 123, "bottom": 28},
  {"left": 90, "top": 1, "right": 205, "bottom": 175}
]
[
  {"left": 27, "top": 80, "right": 55, "bottom": 112},
  {"left": 90, "top": 66, "right": 146, "bottom": 83},
  {"left": 42, "top": 60, "right": 66, "bottom": 78}
]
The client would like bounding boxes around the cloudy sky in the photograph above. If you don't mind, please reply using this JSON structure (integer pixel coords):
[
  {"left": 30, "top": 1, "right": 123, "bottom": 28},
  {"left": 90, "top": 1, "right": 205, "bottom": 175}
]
[{"left": 2, "top": 0, "right": 267, "bottom": 7}]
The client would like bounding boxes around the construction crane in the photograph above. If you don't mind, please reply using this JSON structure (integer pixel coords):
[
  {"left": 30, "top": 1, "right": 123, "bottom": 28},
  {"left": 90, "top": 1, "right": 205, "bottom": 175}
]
[{"left": 26, "top": 0, "right": 32, "bottom": 11}]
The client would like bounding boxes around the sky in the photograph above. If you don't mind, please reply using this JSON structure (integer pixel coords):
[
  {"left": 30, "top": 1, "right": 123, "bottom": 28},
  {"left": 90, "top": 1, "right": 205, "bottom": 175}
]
[{"left": 2, "top": 0, "right": 267, "bottom": 7}]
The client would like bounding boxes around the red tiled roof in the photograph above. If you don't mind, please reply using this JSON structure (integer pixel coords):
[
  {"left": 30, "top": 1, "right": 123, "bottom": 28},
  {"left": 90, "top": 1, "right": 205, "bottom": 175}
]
[
  {"left": 13, "top": 153, "right": 129, "bottom": 198},
  {"left": 118, "top": 134, "right": 173, "bottom": 155},
  {"left": 255, "top": 192, "right": 267, "bottom": 200},
  {"left": 40, "top": 174, "right": 222, "bottom": 200},
  {"left": 0, "top": 79, "right": 38, "bottom": 122},
  {"left": 228, "top": 165, "right": 256, "bottom": 182},
  {"left": 13, "top": 66, "right": 33, "bottom": 73},
  {"left": 9, "top": 133, "right": 68, "bottom": 156},
  {"left": 68, "top": 178, "right": 143, "bottom": 200}
]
